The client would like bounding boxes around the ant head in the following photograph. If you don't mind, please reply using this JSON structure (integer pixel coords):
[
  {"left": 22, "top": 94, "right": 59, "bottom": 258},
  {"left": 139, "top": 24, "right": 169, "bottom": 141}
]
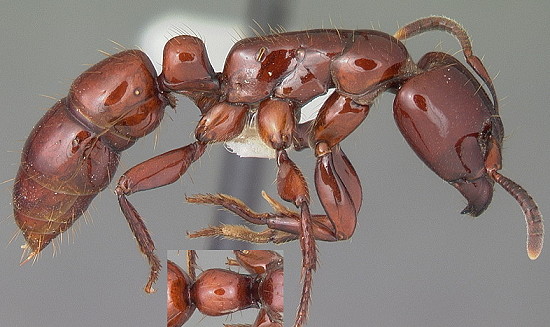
[{"left": 393, "top": 52, "right": 499, "bottom": 216}]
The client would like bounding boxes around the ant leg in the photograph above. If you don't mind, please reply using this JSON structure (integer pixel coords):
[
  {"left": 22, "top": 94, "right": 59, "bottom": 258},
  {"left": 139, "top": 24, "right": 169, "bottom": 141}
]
[
  {"left": 189, "top": 223, "right": 298, "bottom": 244},
  {"left": 187, "top": 144, "right": 362, "bottom": 242},
  {"left": 188, "top": 146, "right": 360, "bottom": 327},
  {"left": 274, "top": 149, "right": 315, "bottom": 327},
  {"left": 116, "top": 99, "right": 246, "bottom": 292},
  {"left": 187, "top": 250, "right": 198, "bottom": 281},
  {"left": 186, "top": 192, "right": 335, "bottom": 242},
  {"left": 190, "top": 153, "right": 316, "bottom": 327},
  {"left": 308, "top": 91, "right": 368, "bottom": 240},
  {"left": 189, "top": 93, "right": 366, "bottom": 326},
  {"left": 224, "top": 307, "right": 284, "bottom": 327},
  {"left": 231, "top": 250, "right": 283, "bottom": 274},
  {"left": 115, "top": 141, "right": 207, "bottom": 293},
  {"left": 314, "top": 143, "right": 362, "bottom": 240}
]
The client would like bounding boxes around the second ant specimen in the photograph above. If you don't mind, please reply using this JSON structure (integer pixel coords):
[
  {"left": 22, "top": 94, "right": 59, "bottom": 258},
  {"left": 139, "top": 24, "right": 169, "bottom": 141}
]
[{"left": 168, "top": 250, "right": 283, "bottom": 327}]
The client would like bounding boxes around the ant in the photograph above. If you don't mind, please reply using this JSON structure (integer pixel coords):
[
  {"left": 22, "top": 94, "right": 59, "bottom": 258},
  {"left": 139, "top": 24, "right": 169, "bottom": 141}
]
[
  {"left": 13, "top": 16, "right": 543, "bottom": 327},
  {"left": 167, "top": 250, "right": 283, "bottom": 327}
]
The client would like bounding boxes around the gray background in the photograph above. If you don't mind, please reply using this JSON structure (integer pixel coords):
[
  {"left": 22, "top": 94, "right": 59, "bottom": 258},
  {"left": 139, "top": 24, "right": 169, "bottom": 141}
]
[{"left": 1, "top": 1, "right": 549, "bottom": 326}]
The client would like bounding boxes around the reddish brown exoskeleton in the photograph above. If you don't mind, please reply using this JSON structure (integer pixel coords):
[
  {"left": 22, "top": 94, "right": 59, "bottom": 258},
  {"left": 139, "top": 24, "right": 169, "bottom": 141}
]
[
  {"left": 167, "top": 250, "right": 283, "bottom": 327},
  {"left": 12, "top": 50, "right": 172, "bottom": 287},
  {"left": 13, "top": 16, "right": 543, "bottom": 327}
]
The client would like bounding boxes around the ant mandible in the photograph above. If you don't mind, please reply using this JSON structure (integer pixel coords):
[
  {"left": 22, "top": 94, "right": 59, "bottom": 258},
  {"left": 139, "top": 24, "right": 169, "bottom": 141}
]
[{"left": 13, "top": 16, "right": 543, "bottom": 327}]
